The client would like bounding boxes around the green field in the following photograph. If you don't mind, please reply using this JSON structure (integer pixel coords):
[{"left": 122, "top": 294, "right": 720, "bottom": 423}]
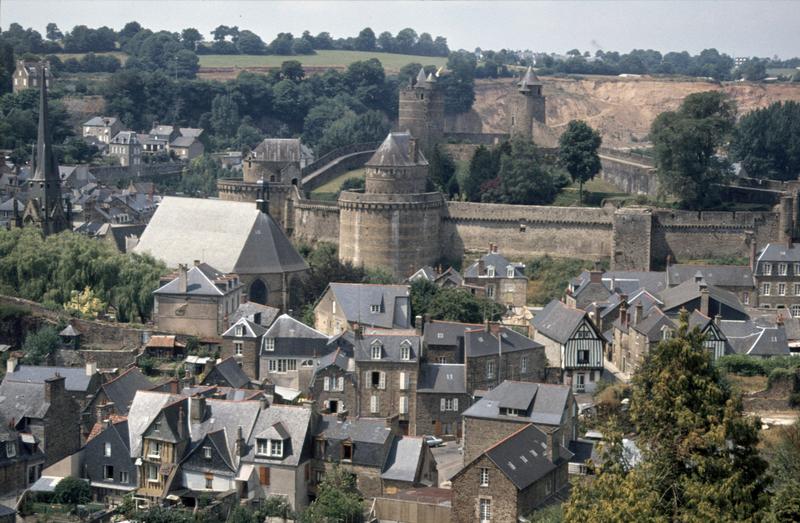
[
  {"left": 198, "top": 50, "right": 447, "bottom": 71},
  {"left": 310, "top": 168, "right": 366, "bottom": 199}
]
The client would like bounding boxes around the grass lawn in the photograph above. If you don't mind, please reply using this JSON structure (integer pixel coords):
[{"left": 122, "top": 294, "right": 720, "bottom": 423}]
[
  {"left": 198, "top": 50, "right": 447, "bottom": 72},
  {"left": 553, "top": 177, "right": 630, "bottom": 207},
  {"left": 309, "top": 168, "right": 366, "bottom": 198},
  {"left": 725, "top": 373, "right": 768, "bottom": 395},
  {"left": 53, "top": 51, "right": 128, "bottom": 64}
]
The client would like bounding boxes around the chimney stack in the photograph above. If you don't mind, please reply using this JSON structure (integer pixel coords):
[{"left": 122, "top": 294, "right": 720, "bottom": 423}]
[
  {"left": 194, "top": 259, "right": 200, "bottom": 267},
  {"left": 44, "top": 374, "right": 65, "bottom": 403},
  {"left": 191, "top": 396, "right": 206, "bottom": 423},
  {"left": 408, "top": 137, "right": 418, "bottom": 162},
  {"left": 546, "top": 430, "right": 559, "bottom": 462},
  {"left": 85, "top": 358, "right": 97, "bottom": 376},
  {"left": 747, "top": 232, "right": 757, "bottom": 272},
  {"left": 415, "top": 315, "right": 423, "bottom": 335},
  {"left": 6, "top": 353, "right": 19, "bottom": 374},
  {"left": 700, "top": 284, "right": 710, "bottom": 317},
  {"left": 178, "top": 264, "right": 188, "bottom": 293},
  {"left": 620, "top": 299, "right": 629, "bottom": 327},
  {"left": 235, "top": 426, "right": 246, "bottom": 457},
  {"left": 478, "top": 259, "right": 486, "bottom": 275},
  {"left": 634, "top": 302, "right": 643, "bottom": 326},
  {"left": 714, "top": 314, "right": 722, "bottom": 327}
]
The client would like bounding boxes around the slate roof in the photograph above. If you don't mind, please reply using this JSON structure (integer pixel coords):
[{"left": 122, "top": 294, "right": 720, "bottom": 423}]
[
  {"left": 315, "top": 415, "right": 393, "bottom": 468},
  {"left": 126, "top": 391, "right": 183, "bottom": 457},
  {"left": 187, "top": 398, "right": 262, "bottom": 466},
  {"left": 0, "top": 380, "right": 49, "bottom": 421},
  {"left": 748, "top": 326, "right": 790, "bottom": 356},
  {"left": 312, "top": 349, "right": 352, "bottom": 378},
  {"left": 204, "top": 357, "right": 250, "bottom": 389},
  {"left": 408, "top": 266, "right": 437, "bottom": 282},
  {"left": 718, "top": 320, "right": 789, "bottom": 356},
  {"left": 250, "top": 138, "right": 312, "bottom": 163},
  {"left": 464, "top": 327, "right": 541, "bottom": 357},
  {"left": 83, "top": 116, "right": 118, "bottom": 127},
  {"left": 484, "top": 424, "right": 572, "bottom": 491},
  {"left": 4, "top": 365, "right": 95, "bottom": 392},
  {"left": 230, "top": 302, "right": 279, "bottom": 328},
  {"left": 630, "top": 308, "right": 674, "bottom": 341},
  {"left": 244, "top": 405, "right": 313, "bottom": 467},
  {"left": 110, "top": 131, "right": 138, "bottom": 145},
  {"left": 149, "top": 125, "right": 176, "bottom": 137},
  {"left": 666, "top": 264, "right": 754, "bottom": 289},
  {"left": 261, "top": 314, "right": 329, "bottom": 357},
  {"left": 135, "top": 197, "right": 308, "bottom": 275},
  {"left": 354, "top": 334, "right": 420, "bottom": 363},
  {"left": 434, "top": 267, "right": 464, "bottom": 287},
  {"left": 381, "top": 437, "right": 424, "bottom": 482},
  {"left": 757, "top": 243, "right": 800, "bottom": 263},
  {"left": 169, "top": 136, "right": 197, "bottom": 148},
  {"left": 659, "top": 279, "right": 746, "bottom": 315},
  {"left": 462, "top": 380, "right": 571, "bottom": 427},
  {"left": 423, "top": 320, "right": 480, "bottom": 347},
  {"left": 571, "top": 270, "right": 667, "bottom": 297},
  {"left": 101, "top": 367, "right": 154, "bottom": 415},
  {"left": 108, "top": 224, "right": 146, "bottom": 253},
  {"left": 59, "top": 324, "right": 81, "bottom": 337},
  {"left": 366, "top": 132, "right": 428, "bottom": 168},
  {"left": 327, "top": 283, "right": 410, "bottom": 330},
  {"left": 417, "top": 364, "right": 466, "bottom": 394},
  {"left": 154, "top": 263, "right": 236, "bottom": 297},
  {"left": 532, "top": 300, "right": 588, "bottom": 344},
  {"left": 518, "top": 66, "right": 542, "bottom": 88},
  {"left": 463, "top": 253, "right": 525, "bottom": 278}
]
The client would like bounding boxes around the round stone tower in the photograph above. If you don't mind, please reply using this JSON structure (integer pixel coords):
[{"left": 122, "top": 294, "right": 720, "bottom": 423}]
[
  {"left": 398, "top": 68, "right": 445, "bottom": 157},
  {"left": 338, "top": 132, "right": 444, "bottom": 278},
  {"left": 508, "top": 66, "right": 546, "bottom": 141}
]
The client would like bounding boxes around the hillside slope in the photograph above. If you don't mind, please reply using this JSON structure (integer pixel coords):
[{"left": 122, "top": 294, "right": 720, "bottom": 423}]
[{"left": 468, "top": 77, "right": 800, "bottom": 148}]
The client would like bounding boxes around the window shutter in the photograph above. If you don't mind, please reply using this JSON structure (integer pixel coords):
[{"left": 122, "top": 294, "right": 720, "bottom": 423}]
[
  {"left": 370, "top": 395, "right": 378, "bottom": 413},
  {"left": 453, "top": 398, "right": 459, "bottom": 411},
  {"left": 400, "top": 396, "right": 408, "bottom": 414},
  {"left": 379, "top": 372, "right": 386, "bottom": 390},
  {"left": 259, "top": 466, "right": 270, "bottom": 486},
  {"left": 399, "top": 372, "right": 407, "bottom": 390},
  {"left": 363, "top": 371, "right": 370, "bottom": 385},
  {"left": 337, "top": 377, "right": 344, "bottom": 391},
  {"left": 323, "top": 377, "right": 330, "bottom": 391},
  {"left": 440, "top": 398, "right": 446, "bottom": 412}
]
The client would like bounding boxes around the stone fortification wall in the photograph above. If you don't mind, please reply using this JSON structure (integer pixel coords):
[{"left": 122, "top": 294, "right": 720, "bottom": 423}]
[
  {"left": 89, "top": 162, "right": 185, "bottom": 185},
  {"left": 444, "top": 132, "right": 509, "bottom": 145},
  {"left": 650, "top": 209, "right": 779, "bottom": 267},
  {"left": 293, "top": 200, "right": 340, "bottom": 245},
  {"left": 442, "top": 202, "right": 614, "bottom": 261},
  {"left": 599, "top": 153, "right": 658, "bottom": 196},
  {"left": 339, "top": 192, "right": 444, "bottom": 277}
]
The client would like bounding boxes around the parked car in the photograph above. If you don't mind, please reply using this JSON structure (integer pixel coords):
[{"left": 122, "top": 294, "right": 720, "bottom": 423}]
[{"left": 423, "top": 435, "right": 444, "bottom": 447}]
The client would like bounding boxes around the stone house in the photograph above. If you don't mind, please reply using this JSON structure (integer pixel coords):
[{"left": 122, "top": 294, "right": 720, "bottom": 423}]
[
  {"left": 169, "top": 136, "right": 204, "bottom": 160},
  {"left": 611, "top": 305, "right": 673, "bottom": 374},
  {"left": 259, "top": 314, "right": 331, "bottom": 394},
  {"left": 81, "top": 367, "right": 154, "bottom": 439},
  {"left": 200, "top": 357, "right": 251, "bottom": 389},
  {"left": 451, "top": 423, "right": 571, "bottom": 523},
  {"left": 314, "top": 283, "right": 412, "bottom": 336},
  {"left": 532, "top": 300, "right": 605, "bottom": 393},
  {"left": 464, "top": 324, "right": 547, "bottom": 393},
  {"left": 135, "top": 396, "right": 189, "bottom": 502},
  {"left": 0, "top": 425, "right": 45, "bottom": 497},
  {"left": 82, "top": 117, "right": 123, "bottom": 146},
  {"left": 12, "top": 60, "right": 50, "bottom": 93},
  {"left": 108, "top": 131, "right": 142, "bottom": 167},
  {"left": 354, "top": 334, "right": 420, "bottom": 435},
  {"left": 221, "top": 317, "right": 267, "bottom": 381},
  {"left": 82, "top": 418, "right": 137, "bottom": 505},
  {"left": 153, "top": 261, "right": 242, "bottom": 339},
  {"left": 0, "top": 374, "right": 81, "bottom": 467},
  {"left": 666, "top": 263, "right": 755, "bottom": 307},
  {"left": 461, "top": 380, "right": 577, "bottom": 464},
  {"left": 659, "top": 276, "right": 748, "bottom": 321},
  {"left": 308, "top": 349, "right": 357, "bottom": 415},
  {"left": 415, "top": 363, "right": 468, "bottom": 439},
  {"left": 463, "top": 246, "right": 528, "bottom": 310},
  {"left": 135, "top": 197, "right": 309, "bottom": 311},
  {"left": 311, "top": 415, "right": 436, "bottom": 498},
  {"left": 754, "top": 243, "right": 800, "bottom": 314}
]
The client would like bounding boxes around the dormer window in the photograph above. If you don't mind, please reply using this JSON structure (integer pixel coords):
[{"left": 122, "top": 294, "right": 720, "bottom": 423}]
[
  {"left": 400, "top": 341, "right": 412, "bottom": 361},
  {"left": 264, "top": 338, "right": 275, "bottom": 351},
  {"left": 371, "top": 341, "right": 383, "bottom": 360},
  {"left": 370, "top": 304, "right": 381, "bottom": 314},
  {"left": 342, "top": 442, "right": 353, "bottom": 461},
  {"left": 256, "top": 438, "right": 283, "bottom": 458},
  {"left": 507, "top": 266, "right": 515, "bottom": 278},
  {"left": 6, "top": 442, "right": 15, "bottom": 458},
  {"left": 763, "top": 263, "right": 772, "bottom": 276},
  {"left": 204, "top": 446, "right": 212, "bottom": 459},
  {"left": 437, "top": 332, "right": 444, "bottom": 339},
  {"left": 779, "top": 263, "right": 788, "bottom": 276},
  {"left": 153, "top": 421, "right": 161, "bottom": 432},
  {"left": 487, "top": 265, "right": 495, "bottom": 277}
]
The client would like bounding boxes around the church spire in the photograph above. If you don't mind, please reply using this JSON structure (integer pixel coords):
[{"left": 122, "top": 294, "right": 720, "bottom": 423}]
[{"left": 31, "top": 64, "right": 58, "bottom": 184}]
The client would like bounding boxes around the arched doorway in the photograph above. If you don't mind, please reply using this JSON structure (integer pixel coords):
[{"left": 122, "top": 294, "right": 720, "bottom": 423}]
[{"left": 249, "top": 279, "right": 268, "bottom": 305}]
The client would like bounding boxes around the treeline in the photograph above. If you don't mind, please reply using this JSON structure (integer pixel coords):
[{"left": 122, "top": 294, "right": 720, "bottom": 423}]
[
  {"left": 0, "top": 228, "right": 166, "bottom": 323},
  {"left": 537, "top": 48, "right": 738, "bottom": 81}
]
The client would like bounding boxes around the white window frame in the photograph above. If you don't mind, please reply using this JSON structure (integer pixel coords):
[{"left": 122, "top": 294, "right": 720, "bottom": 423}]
[
  {"left": 264, "top": 338, "right": 275, "bottom": 351},
  {"left": 270, "top": 439, "right": 283, "bottom": 458},
  {"left": 763, "top": 263, "right": 772, "bottom": 276},
  {"left": 486, "top": 285, "right": 495, "bottom": 298},
  {"left": 323, "top": 377, "right": 330, "bottom": 391},
  {"left": 480, "top": 498, "right": 492, "bottom": 522},
  {"left": 779, "top": 282, "right": 787, "bottom": 296},
  {"left": 104, "top": 464, "right": 114, "bottom": 481},
  {"left": 779, "top": 263, "right": 788, "bottom": 276},
  {"left": 399, "top": 371, "right": 408, "bottom": 390},
  {"left": 794, "top": 263, "right": 800, "bottom": 276},
  {"left": 743, "top": 291, "right": 750, "bottom": 305},
  {"left": 336, "top": 376, "right": 344, "bottom": 391},
  {"left": 763, "top": 283, "right": 771, "bottom": 296},
  {"left": 521, "top": 356, "right": 528, "bottom": 374},
  {"left": 120, "top": 471, "right": 130, "bottom": 483},
  {"left": 400, "top": 345, "right": 411, "bottom": 361},
  {"left": 235, "top": 325, "right": 244, "bottom": 337},
  {"left": 479, "top": 467, "right": 489, "bottom": 487},
  {"left": 370, "top": 304, "right": 381, "bottom": 313},
  {"left": 487, "top": 265, "right": 495, "bottom": 277},
  {"left": 486, "top": 360, "right": 495, "bottom": 379},
  {"left": 147, "top": 464, "right": 158, "bottom": 482},
  {"left": 399, "top": 396, "right": 408, "bottom": 414},
  {"left": 234, "top": 341, "right": 243, "bottom": 356},
  {"left": 104, "top": 442, "right": 111, "bottom": 457},
  {"left": 204, "top": 446, "right": 212, "bottom": 459},
  {"left": 370, "top": 395, "right": 379, "bottom": 414},
  {"left": 507, "top": 266, "right": 515, "bottom": 278},
  {"left": 256, "top": 439, "right": 269, "bottom": 456},
  {"left": 371, "top": 343, "right": 382, "bottom": 360},
  {"left": 792, "top": 305, "right": 800, "bottom": 318},
  {"left": 6, "top": 442, "right": 15, "bottom": 458}
]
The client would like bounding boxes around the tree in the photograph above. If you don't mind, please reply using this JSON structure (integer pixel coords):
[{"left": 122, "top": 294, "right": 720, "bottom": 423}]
[
  {"left": 45, "top": 23, "right": 63, "bottom": 42},
  {"left": 441, "top": 50, "right": 476, "bottom": 114},
  {"left": 64, "top": 286, "right": 106, "bottom": 318},
  {"left": 730, "top": 101, "right": 800, "bottom": 181},
  {"left": 429, "top": 145, "right": 458, "bottom": 196},
  {"left": 354, "top": 27, "right": 376, "bottom": 51},
  {"left": 210, "top": 93, "right": 240, "bottom": 137},
  {"left": 410, "top": 278, "right": 438, "bottom": 320},
  {"left": 567, "top": 312, "right": 770, "bottom": 521},
  {"left": 301, "top": 465, "right": 363, "bottom": 522},
  {"left": 53, "top": 477, "right": 91, "bottom": 505},
  {"left": 21, "top": 325, "right": 60, "bottom": 365},
  {"left": 651, "top": 91, "right": 736, "bottom": 209},
  {"left": 317, "top": 110, "right": 390, "bottom": 156},
  {"left": 427, "top": 287, "right": 504, "bottom": 323},
  {"left": 181, "top": 28, "right": 203, "bottom": 51},
  {"left": 236, "top": 30, "right": 266, "bottom": 55},
  {"left": 763, "top": 421, "right": 800, "bottom": 520},
  {"left": 269, "top": 33, "right": 295, "bottom": 55},
  {"left": 280, "top": 60, "right": 305, "bottom": 81},
  {"left": 738, "top": 57, "right": 767, "bottom": 81},
  {"left": 558, "top": 120, "right": 602, "bottom": 204},
  {"left": 463, "top": 145, "right": 500, "bottom": 201},
  {"left": 484, "top": 138, "right": 561, "bottom": 205}
]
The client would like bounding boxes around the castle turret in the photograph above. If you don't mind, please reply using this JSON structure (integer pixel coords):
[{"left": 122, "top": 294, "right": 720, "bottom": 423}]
[
  {"left": 338, "top": 132, "right": 444, "bottom": 278},
  {"left": 398, "top": 67, "right": 445, "bottom": 157},
  {"left": 22, "top": 64, "right": 70, "bottom": 235},
  {"left": 508, "top": 66, "right": 546, "bottom": 141}
]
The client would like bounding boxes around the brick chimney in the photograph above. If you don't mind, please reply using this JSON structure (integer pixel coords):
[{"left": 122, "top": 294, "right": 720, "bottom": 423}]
[
  {"left": 546, "top": 430, "right": 559, "bottom": 462},
  {"left": 714, "top": 314, "right": 721, "bottom": 327},
  {"left": 619, "top": 300, "right": 629, "bottom": 328},
  {"left": 700, "top": 283, "right": 710, "bottom": 317},
  {"left": 44, "top": 373, "right": 66, "bottom": 403},
  {"left": 177, "top": 264, "right": 188, "bottom": 293},
  {"left": 235, "top": 426, "right": 246, "bottom": 457},
  {"left": 478, "top": 259, "right": 486, "bottom": 275},
  {"left": 634, "top": 302, "right": 643, "bottom": 326},
  {"left": 415, "top": 315, "right": 423, "bottom": 335}
]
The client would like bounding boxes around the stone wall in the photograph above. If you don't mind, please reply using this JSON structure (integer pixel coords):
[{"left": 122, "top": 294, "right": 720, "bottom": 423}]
[
  {"left": 293, "top": 200, "right": 340, "bottom": 245},
  {"left": 300, "top": 150, "right": 375, "bottom": 193},
  {"left": 599, "top": 152, "right": 658, "bottom": 196},
  {"left": 442, "top": 202, "right": 614, "bottom": 260}
]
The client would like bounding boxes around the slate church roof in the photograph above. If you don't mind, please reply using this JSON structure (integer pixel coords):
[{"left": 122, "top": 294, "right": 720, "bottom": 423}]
[{"left": 134, "top": 197, "right": 308, "bottom": 275}]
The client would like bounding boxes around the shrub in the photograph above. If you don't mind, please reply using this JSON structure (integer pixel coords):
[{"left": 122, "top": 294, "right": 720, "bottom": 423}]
[
  {"left": 716, "top": 354, "right": 765, "bottom": 376},
  {"left": 768, "top": 367, "right": 796, "bottom": 389},
  {"left": 53, "top": 477, "right": 91, "bottom": 505}
]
